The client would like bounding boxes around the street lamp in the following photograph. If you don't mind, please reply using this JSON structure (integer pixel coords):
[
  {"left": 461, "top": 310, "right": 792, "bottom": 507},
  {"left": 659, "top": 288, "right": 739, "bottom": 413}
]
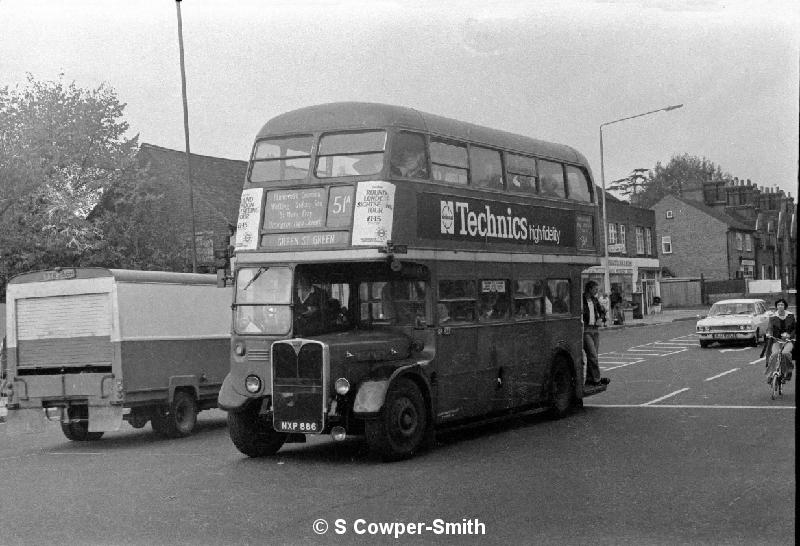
[
  {"left": 176, "top": 0, "right": 198, "bottom": 272},
  {"left": 599, "top": 104, "right": 683, "bottom": 295}
]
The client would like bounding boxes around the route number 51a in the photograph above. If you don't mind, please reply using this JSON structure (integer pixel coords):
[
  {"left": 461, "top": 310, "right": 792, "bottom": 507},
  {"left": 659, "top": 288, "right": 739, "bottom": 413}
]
[{"left": 327, "top": 187, "right": 354, "bottom": 227}]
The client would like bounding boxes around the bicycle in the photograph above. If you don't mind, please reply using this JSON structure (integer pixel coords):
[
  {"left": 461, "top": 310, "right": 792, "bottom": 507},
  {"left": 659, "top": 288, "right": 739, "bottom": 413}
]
[{"left": 765, "top": 335, "right": 795, "bottom": 400}]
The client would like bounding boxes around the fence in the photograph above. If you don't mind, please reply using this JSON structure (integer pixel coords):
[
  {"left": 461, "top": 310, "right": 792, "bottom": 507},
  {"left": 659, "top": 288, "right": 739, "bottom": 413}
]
[{"left": 659, "top": 278, "right": 703, "bottom": 308}]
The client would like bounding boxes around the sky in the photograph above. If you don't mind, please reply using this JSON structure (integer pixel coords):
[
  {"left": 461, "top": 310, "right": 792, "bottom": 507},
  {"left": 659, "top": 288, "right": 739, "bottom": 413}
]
[{"left": 1, "top": 0, "right": 798, "bottom": 200}]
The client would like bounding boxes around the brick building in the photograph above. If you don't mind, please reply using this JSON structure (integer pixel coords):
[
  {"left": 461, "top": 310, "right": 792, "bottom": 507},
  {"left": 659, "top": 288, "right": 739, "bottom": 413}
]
[
  {"left": 584, "top": 192, "right": 660, "bottom": 313},
  {"left": 651, "top": 178, "right": 796, "bottom": 285},
  {"left": 93, "top": 143, "right": 247, "bottom": 271}
]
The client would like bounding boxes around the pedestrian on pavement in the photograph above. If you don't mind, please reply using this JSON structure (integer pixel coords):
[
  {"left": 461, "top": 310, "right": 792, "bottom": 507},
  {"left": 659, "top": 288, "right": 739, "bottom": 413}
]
[
  {"left": 598, "top": 292, "right": 611, "bottom": 324},
  {"left": 610, "top": 287, "right": 624, "bottom": 325},
  {"left": 583, "top": 280, "right": 610, "bottom": 387}
]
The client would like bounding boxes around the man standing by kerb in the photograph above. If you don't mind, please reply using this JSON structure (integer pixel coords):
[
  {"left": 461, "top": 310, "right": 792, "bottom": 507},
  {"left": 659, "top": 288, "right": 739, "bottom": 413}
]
[{"left": 583, "top": 281, "right": 610, "bottom": 387}]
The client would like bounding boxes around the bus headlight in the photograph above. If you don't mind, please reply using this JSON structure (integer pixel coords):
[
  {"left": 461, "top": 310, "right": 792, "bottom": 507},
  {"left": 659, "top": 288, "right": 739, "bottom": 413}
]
[
  {"left": 334, "top": 378, "right": 350, "bottom": 395},
  {"left": 234, "top": 343, "right": 246, "bottom": 356},
  {"left": 245, "top": 375, "right": 262, "bottom": 393}
]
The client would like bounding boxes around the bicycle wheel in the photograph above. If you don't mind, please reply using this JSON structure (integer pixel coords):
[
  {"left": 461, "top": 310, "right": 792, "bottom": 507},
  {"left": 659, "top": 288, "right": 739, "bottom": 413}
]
[{"left": 771, "top": 373, "right": 780, "bottom": 400}]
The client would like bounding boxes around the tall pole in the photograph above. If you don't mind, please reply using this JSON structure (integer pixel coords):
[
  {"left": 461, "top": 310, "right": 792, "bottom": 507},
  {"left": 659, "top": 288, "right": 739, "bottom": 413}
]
[
  {"left": 599, "top": 103, "right": 683, "bottom": 296},
  {"left": 176, "top": 0, "right": 198, "bottom": 273}
]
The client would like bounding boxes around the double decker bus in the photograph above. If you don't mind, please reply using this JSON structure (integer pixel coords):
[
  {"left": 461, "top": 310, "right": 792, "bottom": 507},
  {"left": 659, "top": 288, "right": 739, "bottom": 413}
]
[{"left": 218, "top": 102, "right": 603, "bottom": 460}]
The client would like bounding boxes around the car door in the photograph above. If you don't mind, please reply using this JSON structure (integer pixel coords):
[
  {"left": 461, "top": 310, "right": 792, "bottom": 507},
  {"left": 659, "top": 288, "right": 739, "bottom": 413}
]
[{"left": 755, "top": 301, "right": 770, "bottom": 334}]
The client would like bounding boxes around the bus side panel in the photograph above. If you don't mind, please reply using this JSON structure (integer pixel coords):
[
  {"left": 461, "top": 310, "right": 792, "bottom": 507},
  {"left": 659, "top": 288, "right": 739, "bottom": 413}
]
[{"left": 513, "top": 321, "right": 548, "bottom": 406}]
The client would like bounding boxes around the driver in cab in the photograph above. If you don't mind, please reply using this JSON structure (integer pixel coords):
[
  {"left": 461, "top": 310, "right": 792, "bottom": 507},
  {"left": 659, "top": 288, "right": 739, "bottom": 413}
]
[{"left": 295, "top": 276, "right": 326, "bottom": 334}]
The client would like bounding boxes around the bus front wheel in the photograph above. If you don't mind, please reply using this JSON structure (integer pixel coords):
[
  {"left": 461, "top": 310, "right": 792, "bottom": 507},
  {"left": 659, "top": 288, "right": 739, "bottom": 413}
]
[
  {"left": 227, "top": 404, "right": 287, "bottom": 457},
  {"left": 365, "top": 377, "right": 428, "bottom": 461}
]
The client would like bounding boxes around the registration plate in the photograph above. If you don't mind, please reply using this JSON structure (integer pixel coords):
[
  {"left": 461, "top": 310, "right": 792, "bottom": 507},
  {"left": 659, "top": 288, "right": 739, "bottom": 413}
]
[
  {"left": 276, "top": 420, "right": 320, "bottom": 433},
  {"left": 714, "top": 333, "right": 737, "bottom": 339}
]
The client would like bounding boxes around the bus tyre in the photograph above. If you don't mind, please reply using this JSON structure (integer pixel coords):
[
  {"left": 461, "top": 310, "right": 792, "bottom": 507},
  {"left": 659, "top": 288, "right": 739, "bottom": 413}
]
[
  {"left": 61, "top": 406, "right": 104, "bottom": 442},
  {"left": 227, "top": 405, "right": 287, "bottom": 457},
  {"left": 699, "top": 340, "right": 710, "bottom": 348},
  {"left": 365, "top": 377, "right": 428, "bottom": 461},
  {"left": 151, "top": 391, "right": 198, "bottom": 438},
  {"left": 548, "top": 358, "right": 575, "bottom": 419}
]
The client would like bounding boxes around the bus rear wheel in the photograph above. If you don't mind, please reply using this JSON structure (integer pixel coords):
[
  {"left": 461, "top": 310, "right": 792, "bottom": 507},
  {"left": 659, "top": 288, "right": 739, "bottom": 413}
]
[
  {"left": 61, "top": 406, "right": 104, "bottom": 441},
  {"left": 227, "top": 404, "right": 287, "bottom": 457},
  {"left": 365, "top": 377, "right": 428, "bottom": 461},
  {"left": 548, "top": 358, "right": 576, "bottom": 419}
]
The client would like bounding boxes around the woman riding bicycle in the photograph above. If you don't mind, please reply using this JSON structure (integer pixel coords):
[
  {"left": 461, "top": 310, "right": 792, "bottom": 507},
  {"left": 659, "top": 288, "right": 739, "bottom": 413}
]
[{"left": 763, "top": 298, "right": 795, "bottom": 382}]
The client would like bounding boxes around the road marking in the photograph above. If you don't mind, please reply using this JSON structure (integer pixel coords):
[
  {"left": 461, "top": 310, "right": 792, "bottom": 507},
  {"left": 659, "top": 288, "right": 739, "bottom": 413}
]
[
  {"left": 748, "top": 358, "right": 764, "bottom": 365},
  {"left": 719, "top": 348, "right": 750, "bottom": 353},
  {"left": 705, "top": 368, "right": 739, "bottom": 381},
  {"left": 641, "top": 388, "right": 690, "bottom": 405},
  {"left": 584, "top": 404, "right": 796, "bottom": 409},
  {"left": 46, "top": 452, "right": 103, "bottom": 456},
  {"left": 602, "top": 361, "right": 645, "bottom": 371}
]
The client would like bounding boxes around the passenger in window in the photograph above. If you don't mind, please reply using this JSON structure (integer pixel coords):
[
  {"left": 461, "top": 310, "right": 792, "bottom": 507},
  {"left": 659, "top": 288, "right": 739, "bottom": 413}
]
[
  {"left": 551, "top": 282, "right": 570, "bottom": 314},
  {"left": 437, "top": 302, "right": 451, "bottom": 323}
]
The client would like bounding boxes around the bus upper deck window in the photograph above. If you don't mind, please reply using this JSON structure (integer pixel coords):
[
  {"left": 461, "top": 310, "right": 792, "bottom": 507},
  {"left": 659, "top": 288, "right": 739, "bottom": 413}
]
[
  {"left": 390, "top": 131, "right": 429, "bottom": 179},
  {"left": 566, "top": 165, "right": 592, "bottom": 202},
  {"left": 430, "top": 139, "right": 468, "bottom": 185},
  {"left": 507, "top": 153, "right": 537, "bottom": 193},
  {"left": 249, "top": 135, "right": 313, "bottom": 183},
  {"left": 316, "top": 131, "right": 386, "bottom": 178},
  {"left": 539, "top": 160, "right": 566, "bottom": 198},
  {"left": 470, "top": 146, "right": 503, "bottom": 189}
]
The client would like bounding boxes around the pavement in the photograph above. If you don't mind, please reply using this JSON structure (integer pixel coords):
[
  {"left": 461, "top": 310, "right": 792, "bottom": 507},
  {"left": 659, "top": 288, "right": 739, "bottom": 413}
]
[{"left": 604, "top": 307, "right": 708, "bottom": 330}]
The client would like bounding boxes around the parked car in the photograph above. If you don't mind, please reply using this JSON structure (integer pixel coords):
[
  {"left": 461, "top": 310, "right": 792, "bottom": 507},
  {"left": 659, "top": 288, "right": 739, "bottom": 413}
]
[{"left": 696, "top": 298, "right": 771, "bottom": 348}]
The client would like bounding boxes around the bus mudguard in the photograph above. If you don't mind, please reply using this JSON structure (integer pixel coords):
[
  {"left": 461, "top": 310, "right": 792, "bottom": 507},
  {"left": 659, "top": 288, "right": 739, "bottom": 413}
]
[
  {"left": 218, "top": 373, "right": 250, "bottom": 411},
  {"left": 352, "top": 363, "right": 432, "bottom": 417}
]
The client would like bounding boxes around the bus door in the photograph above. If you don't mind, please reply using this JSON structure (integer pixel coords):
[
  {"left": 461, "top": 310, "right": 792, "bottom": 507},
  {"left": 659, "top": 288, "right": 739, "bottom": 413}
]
[
  {"left": 476, "top": 279, "right": 516, "bottom": 413},
  {"left": 434, "top": 278, "right": 481, "bottom": 422}
]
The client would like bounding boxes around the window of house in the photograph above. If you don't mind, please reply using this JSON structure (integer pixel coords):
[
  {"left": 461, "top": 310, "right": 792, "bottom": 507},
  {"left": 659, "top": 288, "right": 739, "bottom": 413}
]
[
  {"left": 431, "top": 139, "right": 469, "bottom": 185},
  {"left": 635, "top": 226, "right": 645, "bottom": 255},
  {"left": 513, "top": 279, "right": 545, "bottom": 319},
  {"left": 565, "top": 165, "right": 592, "bottom": 202},
  {"left": 744, "top": 234, "right": 752, "bottom": 252},
  {"left": 618, "top": 224, "right": 626, "bottom": 247},
  {"left": 469, "top": 146, "right": 504, "bottom": 189},
  {"left": 607, "top": 223, "right": 617, "bottom": 244},
  {"left": 735, "top": 232, "right": 743, "bottom": 251},
  {"left": 538, "top": 160, "right": 565, "bottom": 198},
  {"left": 661, "top": 236, "right": 672, "bottom": 254},
  {"left": 506, "top": 153, "right": 537, "bottom": 193},
  {"left": 645, "top": 227, "right": 653, "bottom": 255},
  {"left": 437, "top": 279, "right": 476, "bottom": 323},
  {"left": 666, "top": 210, "right": 674, "bottom": 219}
]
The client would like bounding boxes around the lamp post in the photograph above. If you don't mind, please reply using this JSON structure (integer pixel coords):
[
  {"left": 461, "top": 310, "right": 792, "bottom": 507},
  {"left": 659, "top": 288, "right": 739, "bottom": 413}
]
[
  {"left": 176, "top": 0, "right": 198, "bottom": 272},
  {"left": 599, "top": 104, "right": 683, "bottom": 295}
]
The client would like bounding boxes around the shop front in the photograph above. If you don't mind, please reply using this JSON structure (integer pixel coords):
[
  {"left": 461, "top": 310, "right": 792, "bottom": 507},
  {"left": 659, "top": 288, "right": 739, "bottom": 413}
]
[{"left": 583, "top": 257, "right": 661, "bottom": 318}]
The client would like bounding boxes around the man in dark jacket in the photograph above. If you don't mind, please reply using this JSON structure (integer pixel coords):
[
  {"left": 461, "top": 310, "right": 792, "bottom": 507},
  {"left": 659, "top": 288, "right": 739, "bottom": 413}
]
[{"left": 583, "top": 281, "right": 610, "bottom": 387}]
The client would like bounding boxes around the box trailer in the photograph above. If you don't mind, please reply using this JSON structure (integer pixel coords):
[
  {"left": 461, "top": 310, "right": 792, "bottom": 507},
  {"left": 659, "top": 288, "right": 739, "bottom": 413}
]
[{"left": 1, "top": 268, "right": 231, "bottom": 440}]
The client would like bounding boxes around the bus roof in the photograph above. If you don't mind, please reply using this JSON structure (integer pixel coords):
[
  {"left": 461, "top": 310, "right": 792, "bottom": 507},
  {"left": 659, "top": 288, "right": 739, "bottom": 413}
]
[{"left": 256, "top": 102, "right": 589, "bottom": 167}]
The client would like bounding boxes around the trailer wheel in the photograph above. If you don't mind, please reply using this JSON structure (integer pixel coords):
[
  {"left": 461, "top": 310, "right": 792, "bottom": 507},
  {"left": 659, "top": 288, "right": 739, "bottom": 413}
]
[
  {"left": 365, "top": 377, "right": 428, "bottom": 461},
  {"left": 548, "top": 357, "right": 576, "bottom": 419},
  {"left": 61, "top": 406, "right": 104, "bottom": 442},
  {"left": 151, "top": 391, "right": 198, "bottom": 438},
  {"left": 227, "top": 404, "right": 287, "bottom": 457}
]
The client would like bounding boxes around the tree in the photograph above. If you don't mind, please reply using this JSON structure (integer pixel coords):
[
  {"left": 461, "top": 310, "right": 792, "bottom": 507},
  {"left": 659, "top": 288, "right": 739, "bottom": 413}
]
[
  {"left": 0, "top": 74, "right": 138, "bottom": 298},
  {"left": 611, "top": 153, "right": 731, "bottom": 208},
  {"left": 607, "top": 168, "right": 649, "bottom": 200}
]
